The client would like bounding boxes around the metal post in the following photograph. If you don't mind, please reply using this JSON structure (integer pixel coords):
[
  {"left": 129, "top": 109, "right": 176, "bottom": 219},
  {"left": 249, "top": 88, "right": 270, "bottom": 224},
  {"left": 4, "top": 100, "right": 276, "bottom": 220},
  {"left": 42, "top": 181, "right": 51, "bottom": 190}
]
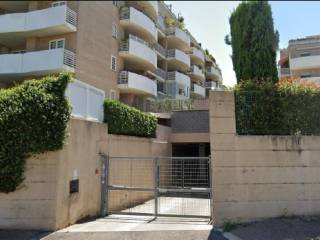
[
  {"left": 208, "top": 156, "right": 214, "bottom": 225},
  {"left": 182, "top": 158, "right": 184, "bottom": 188},
  {"left": 154, "top": 157, "right": 160, "bottom": 218},
  {"left": 100, "top": 154, "right": 109, "bottom": 217}
]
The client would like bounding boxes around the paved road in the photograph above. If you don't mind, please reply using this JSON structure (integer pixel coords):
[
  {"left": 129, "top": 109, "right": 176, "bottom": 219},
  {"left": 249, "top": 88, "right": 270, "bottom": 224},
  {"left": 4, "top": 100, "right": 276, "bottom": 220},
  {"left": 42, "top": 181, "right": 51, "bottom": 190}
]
[
  {"left": 0, "top": 230, "right": 50, "bottom": 240},
  {"left": 231, "top": 217, "right": 320, "bottom": 240}
]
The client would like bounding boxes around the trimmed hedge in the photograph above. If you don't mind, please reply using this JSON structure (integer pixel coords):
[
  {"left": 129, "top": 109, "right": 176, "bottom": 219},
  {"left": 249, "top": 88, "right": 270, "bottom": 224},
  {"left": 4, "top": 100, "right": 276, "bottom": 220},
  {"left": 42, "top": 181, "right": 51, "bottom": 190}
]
[
  {"left": 0, "top": 72, "right": 72, "bottom": 193},
  {"left": 235, "top": 79, "right": 320, "bottom": 135},
  {"left": 104, "top": 99, "right": 157, "bottom": 138}
]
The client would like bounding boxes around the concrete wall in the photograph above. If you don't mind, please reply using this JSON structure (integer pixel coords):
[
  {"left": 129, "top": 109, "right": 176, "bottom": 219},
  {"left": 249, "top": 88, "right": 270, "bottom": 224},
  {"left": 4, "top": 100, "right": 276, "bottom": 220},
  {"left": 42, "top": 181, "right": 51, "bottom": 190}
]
[
  {"left": 210, "top": 91, "right": 320, "bottom": 226},
  {"left": 0, "top": 119, "right": 170, "bottom": 230}
]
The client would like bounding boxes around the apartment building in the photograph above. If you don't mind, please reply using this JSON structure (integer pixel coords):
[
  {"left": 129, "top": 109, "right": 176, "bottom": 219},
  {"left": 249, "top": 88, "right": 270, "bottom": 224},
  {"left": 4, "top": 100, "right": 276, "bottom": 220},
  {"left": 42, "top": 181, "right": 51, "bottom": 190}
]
[
  {"left": 0, "top": 1, "right": 223, "bottom": 116},
  {"left": 278, "top": 34, "right": 320, "bottom": 83}
]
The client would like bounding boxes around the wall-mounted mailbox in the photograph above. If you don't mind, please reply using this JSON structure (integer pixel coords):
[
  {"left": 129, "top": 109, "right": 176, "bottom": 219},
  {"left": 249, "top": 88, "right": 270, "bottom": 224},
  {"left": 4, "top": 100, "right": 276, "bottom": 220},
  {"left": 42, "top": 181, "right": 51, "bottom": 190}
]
[{"left": 70, "top": 179, "right": 79, "bottom": 194}]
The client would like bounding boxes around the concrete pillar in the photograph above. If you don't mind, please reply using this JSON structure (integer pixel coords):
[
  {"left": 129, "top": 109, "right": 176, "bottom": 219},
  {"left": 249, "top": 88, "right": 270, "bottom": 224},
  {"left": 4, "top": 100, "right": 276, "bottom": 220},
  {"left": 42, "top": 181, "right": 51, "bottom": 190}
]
[{"left": 209, "top": 91, "right": 236, "bottom": 226}]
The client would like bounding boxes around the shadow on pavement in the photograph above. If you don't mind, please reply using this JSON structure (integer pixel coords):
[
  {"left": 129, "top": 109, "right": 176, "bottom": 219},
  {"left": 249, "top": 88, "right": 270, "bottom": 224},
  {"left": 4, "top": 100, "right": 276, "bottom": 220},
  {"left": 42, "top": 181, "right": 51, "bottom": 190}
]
[{"left": 0, "top": 230, "right": 51, "bottom": 240}]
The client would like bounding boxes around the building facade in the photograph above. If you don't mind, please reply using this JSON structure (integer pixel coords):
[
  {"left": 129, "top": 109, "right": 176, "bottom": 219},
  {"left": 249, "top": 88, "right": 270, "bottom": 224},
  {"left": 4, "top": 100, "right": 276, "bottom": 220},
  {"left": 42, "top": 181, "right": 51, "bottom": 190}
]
[
  {"left": 278, "top": 35, "right": 320, "bottom": 83},
  {"left": 0, "top": 1, "right": 223, "bottom": 112}
]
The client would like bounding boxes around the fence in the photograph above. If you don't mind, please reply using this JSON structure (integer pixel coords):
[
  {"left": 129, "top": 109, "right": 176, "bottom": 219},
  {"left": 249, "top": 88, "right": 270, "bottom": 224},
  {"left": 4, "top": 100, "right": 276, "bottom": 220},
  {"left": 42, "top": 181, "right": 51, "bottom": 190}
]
[{"left": 101, "top": 156, "right": 213, "bottom": 219}]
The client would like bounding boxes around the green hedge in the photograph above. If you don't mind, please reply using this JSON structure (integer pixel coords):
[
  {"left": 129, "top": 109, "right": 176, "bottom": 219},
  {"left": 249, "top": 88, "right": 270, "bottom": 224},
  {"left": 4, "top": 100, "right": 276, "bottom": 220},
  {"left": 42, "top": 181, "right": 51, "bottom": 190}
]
[
  {"left": 104, "top": 99, "right": 157, "bottom": 137},
  {"left": 0, "top": 72, "right": 72, "bottom": 193},
  {"left": 235, "top": 80, "right": 320, "bottom": 135}
]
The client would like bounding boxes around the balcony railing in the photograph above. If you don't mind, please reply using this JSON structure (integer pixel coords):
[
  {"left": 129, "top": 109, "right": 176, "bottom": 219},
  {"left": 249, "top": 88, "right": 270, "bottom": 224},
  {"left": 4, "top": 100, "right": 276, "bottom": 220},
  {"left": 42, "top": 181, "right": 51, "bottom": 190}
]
[
  {"left": 190, "top": 47, "right": 205, "bottom": 63},
  {"left": 205, "top": 81, "right": 217, "bottom": 89},
  {"left": 191, "top": 83, "right": 206, "bottom": 97},
  {"left": 190, "top": 65, "right": 205, "bottom": 80},
  {"left": 66, "top": 7, "right": 77, "bottom": 26},
  {"left": 153, "top": 43, "right": 166, "bottom": 57},
  {"left": 118, "top": 71, "right": 157, "bottom": 97},
  {"left": 166, "top": 27, "right": 191, "bottom": 47},
  {"left": 119, "top": 34, "right": 157, "bottom": 69},
  {"left": 120, "top": 7, "right": 157, "bottom": 42},
  {"left": 290, "top": 55, "right": 320, "bottom": 70},
  {"left": 152, "top": 68, "right": 167, "bottom": 80},
  {"left": 167, "top": 49, "right": 190, "bottom": 67},
  {"left": 0, "top": 5, "right": 77, "bottom": 35},
  {"left": 0, "top": 48, "right": 76, "bottom": 77}
]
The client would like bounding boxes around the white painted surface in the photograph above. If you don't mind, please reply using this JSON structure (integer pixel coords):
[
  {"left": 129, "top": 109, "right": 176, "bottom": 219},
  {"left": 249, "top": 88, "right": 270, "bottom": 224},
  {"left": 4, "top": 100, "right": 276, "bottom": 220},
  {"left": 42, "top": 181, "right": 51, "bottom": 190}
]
[
  {"left": 174, "top": 71, "right": 191, "bottom": 87},
  {"left": 191, "top": 47, "right": 205, "bottom": 62},
  {"left": 173, "top": 27, "right": 191, "bottom": 46},
  {"left": 290, "top": 55, "right": 320, "bottom": 70},
  {"left": 172, "top": 49, "right": 190, "bottom": 67},
  {"left": 148, "top": 0, "right": 158, "bottom": 14},
  {"left": 0, "top": 5, "right": 76, "bottom": 34},
  {"left": 127, "top": 7, "right": 157, "bottom": 41},
  {"left": 206, "top": 66, "right": 222, "bottom": 80},
  {"left": 193, "top": 84, "right": 206, "bottom": 97},
  {"left": 118, "top": 71, "right": 157, "bottom": 97},
  {"left": 0, "top": 49, "right": 75, "bottom": 75},
  {"left": 66, "top": 80, "right": 105, "bottom": 122},
  {"left": 192, "top": 65, "right": 205, "bottom": 79},
  {"left": 128, "top": 37, "right": 157, "bottom": 68}
]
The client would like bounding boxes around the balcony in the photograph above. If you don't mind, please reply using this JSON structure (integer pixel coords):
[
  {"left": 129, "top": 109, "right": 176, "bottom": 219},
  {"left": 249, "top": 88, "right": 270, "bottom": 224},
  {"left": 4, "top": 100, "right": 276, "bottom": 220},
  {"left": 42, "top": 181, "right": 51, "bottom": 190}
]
[
  {"left": 191, "top": 84, "right": 206, "bottom": 97},
  {"left": 118, "top": 71, "right": 157, "bottom": 97},
  {"left": 149, "top": 68, "right": 167, "bottom": 81},
  {"left": 166, "top": 27, "right": 191, "bottom": 52},
  {"left": 205, "top": 81, "right": 218, "bottom": 89},
  {"left": 290, "top": 55, "right": 320, "bottom": 71},
  {"left": 120, "top": 7, "right": 157, "bottom": 43},
  {"left": 166, "top": 71, "right": 191, "bottom": 99},
  {"left": 119, "top": 35, "right": 157, "bottom": 71},
  {"left": 0, "top": 6, "right": 77, "bottom": 46},
  {"left": 166, "top": 49, "right": 190, "bottom": 72},
  {"left": 136, "top": 1, "right": 158, "bottom": 20},
  {"left": 0, "top": 48, "right": 75, "bottom": 80},
  {"left": 189, "top": 65, "right": 205, "bottom": 81},
  {"left": 153, "top": 43, "right": 166, "bottom": 59},
  {"left": 189, "top": 47, "right": 205, "bottom": 66},
  {"left": 206, "top": 66, "right": 222, "bottom": 81}
]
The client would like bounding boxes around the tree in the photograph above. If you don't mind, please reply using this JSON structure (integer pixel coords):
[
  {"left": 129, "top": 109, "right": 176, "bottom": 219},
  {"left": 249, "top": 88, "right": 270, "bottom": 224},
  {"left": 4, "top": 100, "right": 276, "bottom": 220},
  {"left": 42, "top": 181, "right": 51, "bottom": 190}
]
[{"left": 226, "top": 1, "right": 279, "bottom": 84}]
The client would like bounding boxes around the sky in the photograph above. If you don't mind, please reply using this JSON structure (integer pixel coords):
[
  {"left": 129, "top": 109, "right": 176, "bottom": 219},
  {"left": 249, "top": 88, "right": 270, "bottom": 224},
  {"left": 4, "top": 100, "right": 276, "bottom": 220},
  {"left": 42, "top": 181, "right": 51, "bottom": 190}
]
[{"left": 166, "top": 1, "right": 320, "bottom": 87}]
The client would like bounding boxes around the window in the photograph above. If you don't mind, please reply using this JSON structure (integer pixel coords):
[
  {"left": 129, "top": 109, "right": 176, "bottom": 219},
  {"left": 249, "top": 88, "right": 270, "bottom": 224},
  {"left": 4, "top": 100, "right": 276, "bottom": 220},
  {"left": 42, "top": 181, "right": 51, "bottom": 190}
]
[
  {"left": 111, "top": 55, "right": 117, "bottom": 71},
  {"left": 52, "top": 1, "right": 66, "bottom": 7},
  {"left": 49, "top": 39, "right": 65, "bottom": 50},
  {"left": 110, "top": 90, "right": 117, "bottom": 100},
  {"left": 112, "top": 23, "right": 118, "bottom": 39}
]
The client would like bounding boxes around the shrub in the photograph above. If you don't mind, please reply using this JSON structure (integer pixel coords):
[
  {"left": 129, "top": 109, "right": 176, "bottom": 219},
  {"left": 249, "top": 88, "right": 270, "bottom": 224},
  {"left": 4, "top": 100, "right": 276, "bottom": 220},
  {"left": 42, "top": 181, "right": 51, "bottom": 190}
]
[
  {"left": 0, "top": 72, "right": 72, "bottom": 193},
  {"left": 104, "top": 99, "right": 157, "bottom": 138},
  {"left": 235, "top": 80, "right": 320, "bottom": 135}
]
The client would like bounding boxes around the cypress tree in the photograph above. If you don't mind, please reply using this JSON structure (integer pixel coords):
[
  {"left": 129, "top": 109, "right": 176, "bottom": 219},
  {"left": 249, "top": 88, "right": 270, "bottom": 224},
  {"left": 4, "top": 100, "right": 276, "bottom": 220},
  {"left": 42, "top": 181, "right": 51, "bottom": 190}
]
[{"left": 226, "top": 1, "right": 279, "bottom": 84}]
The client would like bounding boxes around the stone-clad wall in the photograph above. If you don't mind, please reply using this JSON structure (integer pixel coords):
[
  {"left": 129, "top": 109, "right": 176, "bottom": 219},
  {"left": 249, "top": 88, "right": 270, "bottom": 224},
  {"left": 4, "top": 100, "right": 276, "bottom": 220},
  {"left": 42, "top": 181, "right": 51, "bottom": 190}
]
[{"left": 210, "top": 91, "right": 320, "bottom": 225}]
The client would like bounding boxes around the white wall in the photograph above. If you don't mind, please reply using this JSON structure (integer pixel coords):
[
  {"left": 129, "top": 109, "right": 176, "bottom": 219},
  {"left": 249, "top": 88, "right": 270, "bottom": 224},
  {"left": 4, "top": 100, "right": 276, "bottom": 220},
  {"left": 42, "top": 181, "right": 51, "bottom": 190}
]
[
  {"left": 66, "top": 80, "right": 105, "bottom": 122},
  {"left": 0, "top": 6, "right": 74, "bottom": 34}
]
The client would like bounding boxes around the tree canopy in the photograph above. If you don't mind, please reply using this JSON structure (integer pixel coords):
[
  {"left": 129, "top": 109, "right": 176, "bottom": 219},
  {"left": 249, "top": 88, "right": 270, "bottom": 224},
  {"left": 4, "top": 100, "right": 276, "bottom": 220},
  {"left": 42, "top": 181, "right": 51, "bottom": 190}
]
[{"left": 226, "top": 1, "right": 279, "bottom": 84}]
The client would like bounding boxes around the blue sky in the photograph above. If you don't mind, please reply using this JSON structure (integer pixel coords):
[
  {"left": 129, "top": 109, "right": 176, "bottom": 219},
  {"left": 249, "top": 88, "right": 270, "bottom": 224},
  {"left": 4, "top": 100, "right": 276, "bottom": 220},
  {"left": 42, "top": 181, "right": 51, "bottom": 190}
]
[{"left": 166, "top": 1, "right": 320, "bottom": 86}]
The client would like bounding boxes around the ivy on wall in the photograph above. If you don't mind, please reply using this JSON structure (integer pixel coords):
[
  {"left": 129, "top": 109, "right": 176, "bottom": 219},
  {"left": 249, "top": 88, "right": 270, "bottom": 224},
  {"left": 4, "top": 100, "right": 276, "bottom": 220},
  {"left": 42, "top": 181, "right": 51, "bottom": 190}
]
[
  {"left": 235, "top": 79, "right": 320, "bottom": 135},
  {"left": 0, "top": 72, "right": 72, "bottom": 193},
  {"left": 104, "top": 99, "right": 157, "bottom": 138}
]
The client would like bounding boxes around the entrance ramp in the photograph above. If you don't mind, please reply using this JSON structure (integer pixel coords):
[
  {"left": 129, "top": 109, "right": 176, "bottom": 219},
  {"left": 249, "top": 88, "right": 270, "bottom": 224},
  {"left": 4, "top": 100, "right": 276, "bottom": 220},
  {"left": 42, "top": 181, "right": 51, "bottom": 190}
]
[{"left": 43, "top": 215, "right": 212, "bottom": 240}]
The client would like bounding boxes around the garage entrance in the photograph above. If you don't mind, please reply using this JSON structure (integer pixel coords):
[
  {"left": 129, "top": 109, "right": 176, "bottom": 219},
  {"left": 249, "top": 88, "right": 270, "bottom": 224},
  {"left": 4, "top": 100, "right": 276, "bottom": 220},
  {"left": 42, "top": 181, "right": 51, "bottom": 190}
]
[{"left": 100, "top": 155, "right": 213, "bottom": 220}]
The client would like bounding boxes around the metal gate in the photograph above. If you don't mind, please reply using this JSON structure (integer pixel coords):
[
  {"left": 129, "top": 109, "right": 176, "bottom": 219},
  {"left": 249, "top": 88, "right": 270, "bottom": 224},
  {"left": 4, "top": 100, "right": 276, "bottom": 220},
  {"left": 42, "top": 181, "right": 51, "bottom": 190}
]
[{"left": 101, "top": 155, "right": 213, "bottom": 220}]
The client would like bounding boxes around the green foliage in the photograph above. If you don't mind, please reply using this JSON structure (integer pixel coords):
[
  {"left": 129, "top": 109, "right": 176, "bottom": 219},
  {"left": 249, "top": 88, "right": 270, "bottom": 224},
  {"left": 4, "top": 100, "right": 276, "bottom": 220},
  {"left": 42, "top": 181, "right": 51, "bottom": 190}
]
[
  {"left": 165, "top": 16, "right": 185, "bottom": 30},
  {"left": 227, "top": 1, "right": 279, "bottom": 84},
  {"left": 235, "top": 80, "right": 320, "bottom": 135},
  {"left": 0, "top": 72, "right": 72, "bottom": 193},
  {"left": 104, "top": 99, "right": 157, "bottom": 138}
]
